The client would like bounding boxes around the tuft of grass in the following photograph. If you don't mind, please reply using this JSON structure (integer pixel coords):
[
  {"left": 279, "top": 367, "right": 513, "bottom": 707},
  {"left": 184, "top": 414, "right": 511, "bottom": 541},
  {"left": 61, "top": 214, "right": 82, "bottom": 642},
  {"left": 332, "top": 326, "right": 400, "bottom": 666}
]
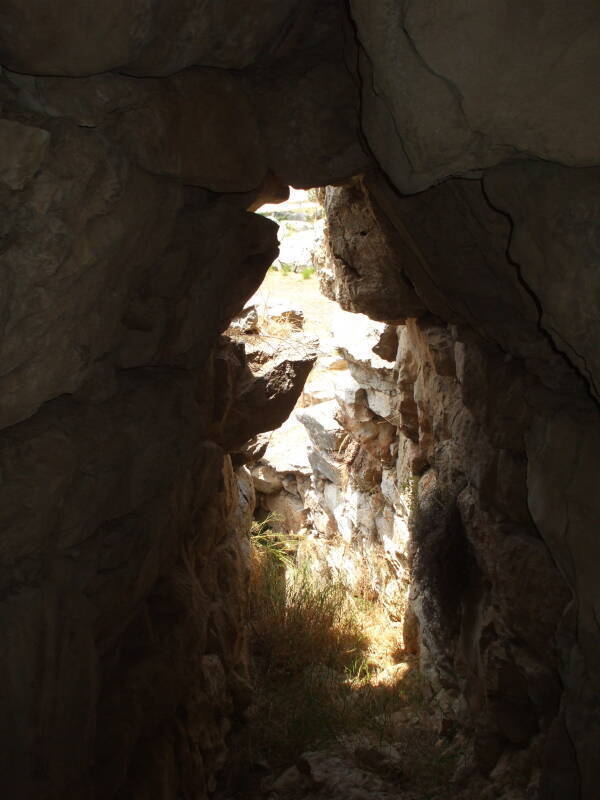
[
  {"left": 301, "top": 266, "right": 315, "bottom": 280},
  {"left": 247, "top": 525, "right": 408, "bottom": 767},
  {"left": 250, "top": 558, "right": 367, "bottom": 679},
  {"left": 250, "top": 515, "right": 297, "bottom": 570},
  {"left": 242, "top": 527, "right": 460, "bottom": 795},
  {"left": 226, "top": 295, "right": 308, "bottom": 368}
]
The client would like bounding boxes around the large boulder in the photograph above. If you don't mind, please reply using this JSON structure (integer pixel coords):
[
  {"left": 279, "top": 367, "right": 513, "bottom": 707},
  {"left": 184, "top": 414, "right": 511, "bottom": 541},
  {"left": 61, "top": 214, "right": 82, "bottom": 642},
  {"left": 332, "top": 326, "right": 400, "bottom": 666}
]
[
  {"left": 0, "top": 0, "right": 303, "bottom": 76},
  {"left": 9, "top": 69, "right": 268, "bottom": 192},
  {"left": 319, "top": 177, "right": 425, "bottom": 321},
  {"left": 213, "top": 340, "right": 317, "bottom": 452},
  {"left": 351, "top": 0, "right": 600, "bottom": 192},
  {"left": 296, "top": 400, "right": 346, "bottom": 453}
]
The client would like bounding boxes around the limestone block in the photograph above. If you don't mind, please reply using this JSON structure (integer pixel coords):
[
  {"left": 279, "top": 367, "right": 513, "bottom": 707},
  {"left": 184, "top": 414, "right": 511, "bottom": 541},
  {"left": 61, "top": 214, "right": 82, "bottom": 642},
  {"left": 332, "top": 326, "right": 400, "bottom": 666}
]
[
  {"left": 300, "top": 384, "right": 336, "bottom": 407},
  {"left": 0, "top": 585, "right": 97, "bottom": 798},
  {"left": 302, "top": 485, "right": 337, "bottom": 537},
  {"left": 307, "top": 445, "right": 343, "bottom": 486},
  {"left": 320, "top": 178, "right": 425, "bottom": 320},
  {"left": 12, "top": 69, "right": 267, "bottom": 192},
  {"left": 261, "top": 416, "right": 312, "bottom": 476},
  {"left": 333, "top": 371, "right": 373, "bottom": 423},
  {"left": 296, "top": 400, "right": 346, "bottom": 453},
  {"left": 332, "top": 307, "right": 396, "bottom": 375},
  {"left": 381, "top": 468, "right": 401, "bottom": 512},
  {"left": 262, "top": 302, "right": 304, "bottom": 328},
  {"left": 329, "top": 485, "right": 382, "bottom": 544},
  {"left": 251, "top": 464, "right": 283, "bottom": 495},
  {"left": 0, "top": 124, "right": 181, "bottom": 429},
  {"left": 261, "top": 490, "right": 308, "bottom": 535},
  {"left": 527, "top": 407, "right": 600, "bottom": 797},
  {"left": 215, "top": 342, "right": 316, "bottom": 452},
  {"left": 0, "top": 0, "right": 303, "bottom": 75},
  {"left": 372, "top": 324, "right": 399, "bottom": 362},
  {"left": 322, "top": 481, "right": 341, "bottom": 518},
  {"left": 336, "top": 410, "right": 396, "bottom": 465},
  {"left": 251, "top": 57, "right": 370, "bottom": 188},
  {"left": 352, "top": 0, "right": 600, "bottom": 192},
  {"left": 234, "top": 465, "right": 256, "bottom": 535},
  {"left": 486, "top": 161, "right": 600, "bottom": 401}
]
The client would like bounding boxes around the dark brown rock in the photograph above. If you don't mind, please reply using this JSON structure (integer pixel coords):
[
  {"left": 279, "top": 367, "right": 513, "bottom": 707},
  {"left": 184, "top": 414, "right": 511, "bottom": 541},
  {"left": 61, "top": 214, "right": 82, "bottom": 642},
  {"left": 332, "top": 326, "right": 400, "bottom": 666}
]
[
  {"left": 0, "top": 118, "right": 49, "bottom": 189},
  {"left": 0, "top": 4, "right": 599, "bottom": 799},
  {"left": 212, "top": 339, "right": 317, "bottom": 453},
  {"left": 352, "top": 0, "right": 600, "bottom": 192},
  {"left": 485, "top": 161, "right": 600, "bottom": 401},
  {"left": 0, "top": 119, "right": 182, "bottom": 430},
  {"left": 9, "top": 69, "right": 268, "bottom": 192},
  {"left": 0, "top": 0, "right": 304, "bottom": 76},
  {"left": 249, "top": 58, "right": 370, "bottom": 189}
]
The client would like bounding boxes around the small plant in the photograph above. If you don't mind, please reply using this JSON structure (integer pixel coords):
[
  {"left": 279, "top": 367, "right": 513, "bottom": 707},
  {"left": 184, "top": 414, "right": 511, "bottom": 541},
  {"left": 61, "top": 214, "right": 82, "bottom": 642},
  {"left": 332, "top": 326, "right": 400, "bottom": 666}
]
[
  {"left": 279, "top": 261, "right": 292, "bottom": 275},
  {"left": 247, "top": 527, "right": 374, "bottom": 765},
  {"left": 399, "top": 473, "right": 419, "bottom": 514},
  {"left": 244, "top": 523, "right": 455, "bottom": 794},
  {"left": 250, "top": 515, "right": 296, "bottom": 569},
  {"left": 301, "top": 266, "right": 315, "bottom": 280},
  {"left": 250, "top": 561, "right": 367, "bottom": 678},
  {"left": 345, "top": 653, "right": 372, "bottom": 682}
]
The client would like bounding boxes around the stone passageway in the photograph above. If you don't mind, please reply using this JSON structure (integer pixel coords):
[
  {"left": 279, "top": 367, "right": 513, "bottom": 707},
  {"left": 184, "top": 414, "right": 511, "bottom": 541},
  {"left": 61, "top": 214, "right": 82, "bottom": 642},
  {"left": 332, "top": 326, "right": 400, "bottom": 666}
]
[
  {"left": 224, "top": 189, "right": 563, "bottom": 800},
  {"left": 0, "top": 3, "right": 599, "bottom": 799},
  {"left": 226, "top": 235, "right": 447, "bottom": 798}
]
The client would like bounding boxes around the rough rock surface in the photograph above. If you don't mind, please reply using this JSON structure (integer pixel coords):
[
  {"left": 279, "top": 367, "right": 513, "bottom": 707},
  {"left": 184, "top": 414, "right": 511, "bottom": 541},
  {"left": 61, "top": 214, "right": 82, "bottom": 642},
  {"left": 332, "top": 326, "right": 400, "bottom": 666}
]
[
  {"left": 0, "top": 6, "right": 361, "bottom": 794},
  {"left": 0, "top": 2, "right": 599, "bottom": 800},
  {"left": 251, "top": 302, "right": 566, "bottom": 799},
  {"left": 230, "top": 305, "right": 260, "bottom": 335},
  {"left": 0, "top": 0, "right": 312, "bottom": 76},
  {"left": 254, "top": 310, "right": 411, "bottom": 633},
  {"left": 210, "top": 337, "right": 317, "bottom": 453},
  {"left": 319, "top": 177, "right": 425, "bottom": 322},
  {"left": 319, "top": 176, "right": 600, "bottom": 799},
  {"left": 351, "top": 0, "right": 600, "bottom": 193}
]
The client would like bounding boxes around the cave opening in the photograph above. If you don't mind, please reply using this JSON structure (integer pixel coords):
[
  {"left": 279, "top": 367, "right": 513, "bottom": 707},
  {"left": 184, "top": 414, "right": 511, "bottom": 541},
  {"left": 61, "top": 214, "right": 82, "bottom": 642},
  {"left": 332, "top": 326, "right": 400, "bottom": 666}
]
[
  {"left": 224, "top": 185, "right": 431, "bottom": 796},
  {"left": 1, "top": 4, "right": 598, "bottom": 800},
  {"left": 217, "top": 185, "right": 496, "bottom": 800}
]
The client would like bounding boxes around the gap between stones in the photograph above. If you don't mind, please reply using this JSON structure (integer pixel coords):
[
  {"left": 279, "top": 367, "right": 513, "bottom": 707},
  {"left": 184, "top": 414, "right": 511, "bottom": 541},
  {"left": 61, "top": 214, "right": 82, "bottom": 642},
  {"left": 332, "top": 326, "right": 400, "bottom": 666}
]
[{"left": 221, "top": 189, "right": 471, "bottom": 800}]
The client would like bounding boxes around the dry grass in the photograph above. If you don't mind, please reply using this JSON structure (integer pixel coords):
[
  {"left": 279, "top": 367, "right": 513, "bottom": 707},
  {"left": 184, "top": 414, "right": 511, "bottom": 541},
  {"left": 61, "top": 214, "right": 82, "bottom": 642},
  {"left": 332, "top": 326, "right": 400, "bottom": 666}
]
[
  {"left": 243, "top": 526, "right": 461, "bottom": 797},
  {"left": 249, "top": 523, "right": 368, "bottom": 679},
  {"left": 246, "top": 527, "right": 405, "bottom": 768},
  {"left": 252, "top": 270, "right": 334, "bottom": 333},
  {"left": 228, "top": 300, "right": 314, "bottom": 369},
  {"left": 256, "top": 310, "right": 302, "bottom": 340}
]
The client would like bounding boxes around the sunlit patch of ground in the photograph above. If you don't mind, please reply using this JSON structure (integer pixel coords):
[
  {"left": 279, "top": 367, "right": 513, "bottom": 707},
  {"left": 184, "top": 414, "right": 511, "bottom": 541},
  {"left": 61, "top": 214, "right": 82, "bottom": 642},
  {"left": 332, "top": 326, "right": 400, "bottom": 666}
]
[
  {"left": 229, "top": 530, "right": 470, "bottom": 800},
  {"left": 249, "top": 270, "right": 341, "bottom": 392}
]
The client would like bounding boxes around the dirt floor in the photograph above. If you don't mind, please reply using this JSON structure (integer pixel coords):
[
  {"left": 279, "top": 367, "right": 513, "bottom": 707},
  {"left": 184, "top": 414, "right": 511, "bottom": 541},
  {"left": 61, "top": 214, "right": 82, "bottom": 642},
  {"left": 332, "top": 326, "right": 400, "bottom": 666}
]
[
  {"left": 251, "top": 271, "right": 336, "bottom": 342},
  {"left": 250, "top": 270, "right": 341, "bottom": 393}
]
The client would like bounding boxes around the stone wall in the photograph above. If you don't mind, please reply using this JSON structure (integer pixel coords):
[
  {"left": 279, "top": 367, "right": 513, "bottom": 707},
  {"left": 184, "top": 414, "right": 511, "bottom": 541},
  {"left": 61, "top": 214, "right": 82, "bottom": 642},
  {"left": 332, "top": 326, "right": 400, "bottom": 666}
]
[
  {"left": 320, "top": 174, "right": 600, "bottom": 798},
  {"left": 0, "top": 3, "right": 368, "bottom": 797},
  {"left": 250, "top": 284, "right": 578, "bottom": 797},
  {"left": 0, "top": 2, "right": 599, "bottom": 798},
  {"left": 252, "top": 309, "right": 412, "bottom": 638}
]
